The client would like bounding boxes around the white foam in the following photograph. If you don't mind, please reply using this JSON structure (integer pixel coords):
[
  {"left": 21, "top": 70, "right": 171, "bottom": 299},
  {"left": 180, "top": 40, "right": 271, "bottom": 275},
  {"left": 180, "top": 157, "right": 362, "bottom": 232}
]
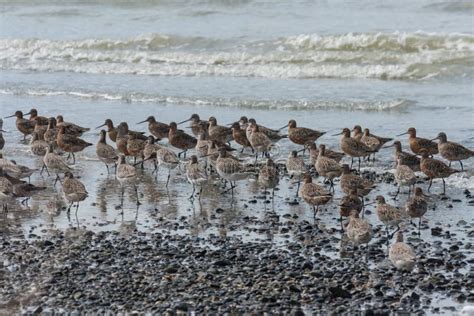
[
  {"left": 0, "top": 32, "right": 472, "bottom": 80},
  {"left": 0, "top": 87, "right": 414, "bottom": 111}
]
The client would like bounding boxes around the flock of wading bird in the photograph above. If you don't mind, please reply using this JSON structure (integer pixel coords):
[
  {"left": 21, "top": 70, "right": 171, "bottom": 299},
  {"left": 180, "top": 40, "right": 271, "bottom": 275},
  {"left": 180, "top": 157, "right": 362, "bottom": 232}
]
[{"left": 1, "top": 109, "right": 473, "bottom": 269}]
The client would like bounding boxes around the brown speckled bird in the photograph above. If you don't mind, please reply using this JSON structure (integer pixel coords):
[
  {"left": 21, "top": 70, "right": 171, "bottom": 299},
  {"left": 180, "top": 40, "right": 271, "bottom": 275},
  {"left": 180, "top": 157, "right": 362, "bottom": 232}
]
[
  {"left": 420, "top": 149, "right": 459, "bottom": 194},
  {"left": 398, "top": 127, "right": 438, "bottom": 156},
  {"left": 432, "top": 132, "right": 474, "bottom": 171}
]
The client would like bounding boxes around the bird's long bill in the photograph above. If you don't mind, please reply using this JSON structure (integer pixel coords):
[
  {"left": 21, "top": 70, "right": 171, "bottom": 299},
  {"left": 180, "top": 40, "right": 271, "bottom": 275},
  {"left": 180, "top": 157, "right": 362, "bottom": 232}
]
[
  {"left": 331, "top": 131, "right": 343, "bottom": 136},
  {"left": 95, "top": 123, "right": 106, "bottom": 129},
  {"left": 24, "top": 111, "right": 32, "bottom": 116},
  {"left": 0, "top": 129, "right": 7, "bottom": 132},
  {"left": 296, "top": 148, "right": 305, "bottom": 153},
  {"left": 396, "top": 131, "right": 408, "bottom": 136},
  {"left": 136, "top": 120, "right": 147, "bottom": 125},
  {"left": 226, "top": 122, "right": 234, "bottom": 126},
  {"left": 4, "top": 114, "right": 16, "bottom": 118},
  {"left": 382, "top": 143, "right": 395, "bottom": 149},
  {"left": 278, "top": 123, "right": 289, "bottom": 131},
  {"left": 364, "top": 201, "right": 376, "bottom": 206},
  {"left": 429, "top": 137, "right": 438, "bottom": 141},
  {"left": 177, "top": 118, "right": 191, "bottom": 125}
]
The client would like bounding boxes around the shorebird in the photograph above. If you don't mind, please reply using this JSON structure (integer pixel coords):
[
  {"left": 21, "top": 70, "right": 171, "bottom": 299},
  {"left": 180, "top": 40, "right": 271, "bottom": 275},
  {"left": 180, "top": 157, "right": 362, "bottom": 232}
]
[
  {"left": 143, "top": 136, "right": 161, "bottom": 173},
  {"left": 126, "top": 132, "right": 146, "bottom": 165},
  {"left": 258, "top": 158, "right": 279, "bottom": 199},
  {"left": 339, "top": 189, "right": 363, "bottom": 228},
  {"left": 299, "top": 174, "right": 332, "bottom": 221},
  {"left": 56, "top": 115, "right": 90, "bottom": 137},
  {"left": 116, "top": 155, "right": 139, "bottom": 207},
  {"left": 346, "top": 209, "right": 372, "bottom": 257},
  {"left": 28, "top": 108, "right": 49, "bottom": 126},
  {"left": 352, "top": 125, "right": 363, "bottom": 141},
  {"left": 178, "top": 114, "right": 209, "bottom": 137},
  {"left": 282, "top": 119, "right": 325, "bottom": 149},
  {"left": 397, "top": 127, "right": 438, "bottom": 156},
  {"left": 248, "top": 123, "right": 273, "bottom": 167},
  {"left": 96, "top": 119, "right": 117, "bottom": 142},
  {"left": 389, "top": 231, "right": 416, "bottom": 271},
  {"left": 394, "top": 157, "right": 417, "bottom": 199},
  {"left": 315, "top": 144, "right": 342, "bottom": 191},
  {"left": 419, "top": 149, "right": 459, "bottom": 194},
  {"left": 2, "top": 161, "right": 37, "bottom": 181},
  {"left": 0, "top": 171, "right": 14, "bottom": 213},
  {"left": 0, "top": 119, "right": 5, "bottom": 151},
  {"left": 43, "top": 117, "right": 58, "bottom": 144},
  {"left": 137, "top": 116, "right": 169, "bottom": 140},
  {"left": 122, "top": 122, "right": 147, "bottom": 141},
  {"left": 186, "top": 155, "right": 208, "bottom": 200},
  {"left": 308, "top": 142, "right": 345, "bottom": 165},
  {"left": 361, "top": 128, "right": 392, "bottom": 162},
  {"left": 57, "top": 125, "right": 93, "bottom": 164},
  {"left": 195, "top": 133, "right": 210, "bottom": 159},
  {"left": 340, "top": 164, "right": 374, "bottom": 198},
  {"left": 156, "top": 145, "right": 180, "bottom": 186},
  {"left": 13, "top": 183, "right": 46, "bottom": 206},
  {"left": 406, "top": 187, "right": 428, "bottom": 235},
  {"left": 115, "top": 123, "right": 130, "bottom": 156},
  {"left": 30, "top": 132, "right": 49, "bottom": 156},
  {"left": 42, "top": 144, "right": 72, "bottom": 184},
  {"left": 230, "top": 122, "right": 252, "bottom": 153},
  {"left": 286, "top": 150, "right": 306, "bottom": 198},
  {"left": 96, "top": 130, "right": 118, "bottom": 173},
  {"left": 33, "top": 119, "right": 48, "bottom": 141},
  {"left": 431, "top": 132, "right": 474, "bottom": 171},
  {"left": 5, "top": 111, "right": 34, "bottom": 140},
  {"left": 383, "top": 140, "right": 420, "bottom": 171},
  {"left": 62, "top": 171, "right": 88, "bottom": 217},
  {"left": 168, "top": 122, "right": 197, "bottom": 158},
  {"left": 334, "top": 128, "right": 373, "bottom": 171},
  {"left": 208, "top": 116, "right": 233, "bottom": 144},
  {"left": 245, "top": 118, "right": 285, "bottom": 143},
  {"left": 375, "top": 195, "right": 407, "bottom": 239},
  {"left": 215, "top": 147, "right": 252, "bottom": 195}
]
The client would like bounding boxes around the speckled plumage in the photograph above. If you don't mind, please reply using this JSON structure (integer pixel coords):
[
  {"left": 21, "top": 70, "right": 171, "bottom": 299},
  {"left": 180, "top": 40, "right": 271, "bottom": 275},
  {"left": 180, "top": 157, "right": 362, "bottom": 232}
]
[{"left": 389, "top": 232, "right": 416, "bottom": 271}]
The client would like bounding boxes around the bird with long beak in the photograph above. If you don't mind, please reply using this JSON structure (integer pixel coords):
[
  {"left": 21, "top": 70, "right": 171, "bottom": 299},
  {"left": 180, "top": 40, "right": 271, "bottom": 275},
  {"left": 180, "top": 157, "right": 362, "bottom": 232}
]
[
  {"left": 333, "top": 128, "right": 374, "bottom": 171},
  {"left": 96, "top": 119, "right": 117, "bottom": 142},
  {"left": 5, "top": 111, "right": 34, "bottom": 140},
  {"left": 137, "top": 116, "right": 169, "bottom": 140},
  {"left": 431, "top": 132, "right": 474, "bottom": 171},
  {"left": 281, "top": 119, "right": 325, "bottom": 150},
  {"left": 177, "top": 114, "right": 209, "bottom": 137},
  {"left": 397, "top": 127, "right": 438, "bottom": 156}
]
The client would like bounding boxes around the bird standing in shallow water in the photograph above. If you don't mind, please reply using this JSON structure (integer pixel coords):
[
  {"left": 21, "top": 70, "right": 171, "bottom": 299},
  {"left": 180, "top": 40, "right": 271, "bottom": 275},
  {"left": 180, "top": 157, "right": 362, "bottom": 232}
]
[
  {"left": 383, "top": 140, "right": 420, "bottom": 171},
  {"left": 6, "top": 111, "right": 34, "bottom": 141},
  {"left": 335, "top": 128, "right": 373, "bottom": 171},
  {"left": 308, "top": 142, "right": 345, "bottom": 165},
  {"left": 405, "top": 187, "right": 428, "bottom": 235},
  {"left": 419, "top": 149, "right": 459, "bottom": 194},
  {"left": 116, "top": 155, "right": 139, "bottom": 208},
  {"left": 178, "top": 114, "right": 209, "bottom": 138},
  {"left": 339, "top": 188, "right": 363, "bottom": 228},
  {"left": 431, "top": 132, "right": 474, "bottom": 171},
  {"left": 282, "top": 119, "right": 325, "bottom": 150},
  {"left": 96, "top": 130, "right": 118, "bottom": 174},
  {"left": 299, "top": 174, "right": 332, "bottom": 222},
  {"left": 62, "top": 171, "right": 88, "bottom": 219},
  {"left": 315, "top": 144, "right": 342, "bottom": 191},
  {"left": 346, "top": 209, "right": 372, "bottom": 259},
  {"left": 56, "top": 115, "right": 90, "bottom": 137},
  {"left": 398, "top": 127, "right": 438, "bottom": 156},
  {"left": 30, "top": 132, "right": 49, "bottom": 157},
  {"left": 215, "top": 147, "right": 252, "bottom": 196},
  {"left": 258, "top": 158, "right": 279, "bottom": 202},
  {"left": 137, "top": 116, "right": 170, "bottom": 140},
  {"left": 42, "top": 144, "right": 72, "bottom": 184},
  {"left": 186, "top": 155, "right": 208, "bottom": 200},
  {"left": 286, "top": 150, "right": 306, "bottom": 198},
  {"left": 56, "top": 125, "right": 93, "bottom": 164},
  {"left": 375, "top": 195, "right": 407, "bottom": 239},
  {"left": 230, "top": 122, "right": 252, "bottom": 153},
  {"left": 389, "top": 231, "right": 416, "bottom": 271},
  {"left": 168, "top": 122, "right": 197, "bottom": 158},
  {"left": 394, "top": 157, "right": 417, "bottom": 199}
]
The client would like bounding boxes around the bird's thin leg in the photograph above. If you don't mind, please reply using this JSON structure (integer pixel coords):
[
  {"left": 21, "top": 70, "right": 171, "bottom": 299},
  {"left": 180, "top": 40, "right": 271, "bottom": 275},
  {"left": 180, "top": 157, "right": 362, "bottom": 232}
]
[
  {"left": 442, "top": 178, "right": 446, "bottom": 195},
  {"left": 135, "top": 185, "right": 140, "bottom": 205},
  {"left": 428, "top": 179, "right": 432, "bottom": 192},
  {"left": 394, "top": 186, "right": 400, "bottom": 200},
  {"left": 295, "top": 178, "right": 301, "bottom": 198},
  {"left": 189, "top": 184, "right": 196, "bottom": 200},
  {"left": 459, "top": 160, "right": 463, "bottom": 171},
  {"left": 166, "top": 170, "right": 171, "bottom": 187}
]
